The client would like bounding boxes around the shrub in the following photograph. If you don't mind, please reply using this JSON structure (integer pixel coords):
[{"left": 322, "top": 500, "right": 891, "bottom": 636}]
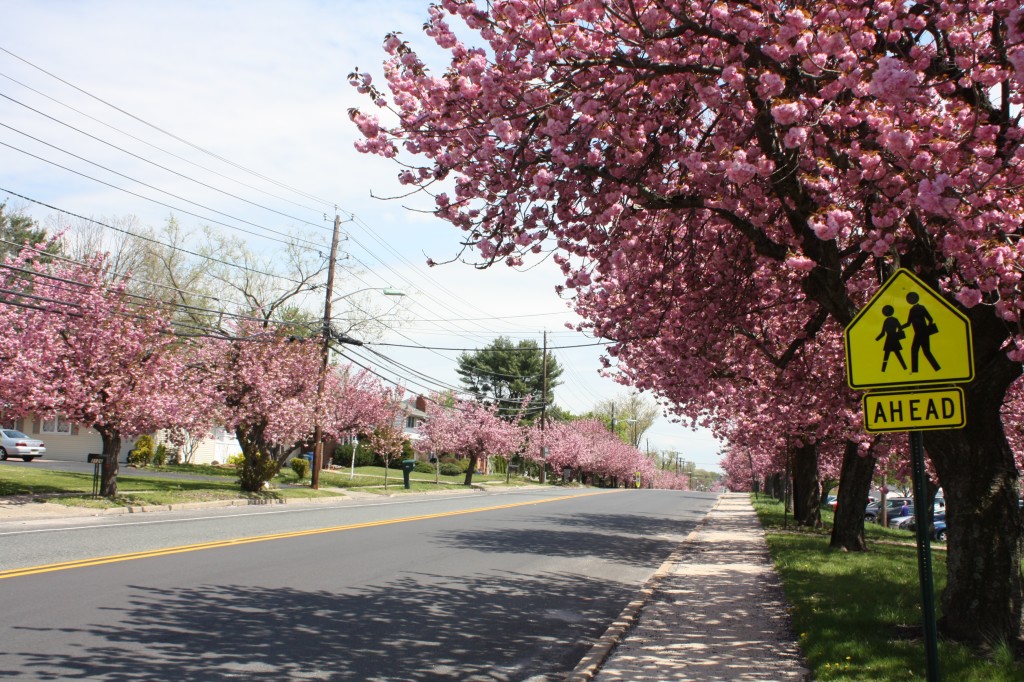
[
  {"left": 290, "top": 456, "right": 309, "bottom": 480},
  {"left": 151, "top": 443, "right": 167, "bottom": 467},
  {"left": 226, "top": 453, "right": 245, "bottom": 467},
  {"left": 456, "top": 458, "right": 471, "bottom": 473},
  {"left": 413, "top": 461, "right": 434, "bottom": 474},
  {"left": 332, "top": 443, "right": 375, "bottom": 468},
  {"left": 439, "top": 462, "right": 462, "bottom": 476},
  {"left": 128, "top": 435, "right": 154, "bottom": 467}
]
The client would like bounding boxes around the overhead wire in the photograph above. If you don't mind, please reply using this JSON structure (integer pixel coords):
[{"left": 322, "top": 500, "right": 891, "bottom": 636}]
[
  {"left": 0, "top": 48, "right": 610, "bottom": 414},
  {"left": 0, "top": 69, "right": 330, "bottom": 217},
  {"left": 0, "top": 187, "right": 313, "bottom": 284},
  {"left": 0, "top": 137, "right": 328, "bottom": 251},
  {"left": 0, "top": 90, "right": 333, "bottom": 237},
  {"left": 0, "top": 45, "right": 337, "bottom": 208}
]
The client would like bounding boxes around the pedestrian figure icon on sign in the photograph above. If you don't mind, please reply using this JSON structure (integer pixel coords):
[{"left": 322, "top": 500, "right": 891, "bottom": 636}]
[
  {"left": 875, "top": 305, "right": 907, "bottom": 372},
  {"left": 901, "top": 292, "right": 941, "bottom": 373}
]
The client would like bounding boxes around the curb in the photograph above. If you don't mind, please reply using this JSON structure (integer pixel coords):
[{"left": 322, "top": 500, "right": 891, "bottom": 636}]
[{"left": 566, "top": 496, "right": 723, "bottom": 682}]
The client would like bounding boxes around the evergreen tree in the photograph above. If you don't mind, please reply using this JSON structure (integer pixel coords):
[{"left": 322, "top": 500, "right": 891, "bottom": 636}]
[
  {"left": 0, "top": 202, "right": 53, "bottom": 260},
  {"left": 455, "top": 336, "right": 562, "bottom": 422}
]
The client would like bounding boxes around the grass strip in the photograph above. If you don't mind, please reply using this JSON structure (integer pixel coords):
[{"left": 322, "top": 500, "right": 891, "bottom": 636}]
[
  {"left": 752, "top": 495, "right": 1021, "bottom": 681},
  {"left": 1, "top": 463, "right": 525, "bottom": 508}
]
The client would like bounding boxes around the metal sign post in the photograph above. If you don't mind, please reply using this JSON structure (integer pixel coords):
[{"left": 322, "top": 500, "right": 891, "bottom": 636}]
[
  {"left": 910, "top": 431, "right": 941, "bottom": 682},
  {"left": 843, "top": 268, "right": 975, "bottom": 682}
]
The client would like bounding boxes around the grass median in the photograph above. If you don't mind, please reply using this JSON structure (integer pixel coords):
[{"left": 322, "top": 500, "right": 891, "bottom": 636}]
[
  {"left": 0, "top": 462, "right": 524, "bottom": 508},
  {"left": 752, "top": 495, "right": 1022, "bottom": 681}
]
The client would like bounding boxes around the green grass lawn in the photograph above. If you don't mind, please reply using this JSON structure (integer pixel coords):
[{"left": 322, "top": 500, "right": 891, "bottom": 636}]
[
  {"left": 0, "top": 464, "right": 342, "bottom": 507},
  {"left": 0, "top": 462, "right": 523, "bottom": 508},
  {"left": 753, "top": 495, "right": 1022, "bottom": 680}
]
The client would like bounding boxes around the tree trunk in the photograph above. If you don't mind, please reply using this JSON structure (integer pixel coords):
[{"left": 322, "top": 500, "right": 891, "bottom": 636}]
[
  {"left": 830, "top": 441, "right": 876, "bottom": 552},
  {"left": 791, "top": 441, "right": 821, "bottom": 527},
  {"left": 98, "top": 427, "right": 121, "bottom": 497},
  {"left": 235, "top": 424, "right": 282, "bottom": 493},
  {"left": 463, "top": 454, "right": 477, "bottom": 486},
  {"left": 925, "top": 376, "right": 1023, "bottom": 644},
  {"left": 918, "top": 303, "right": 1024, "bottom": 647}
]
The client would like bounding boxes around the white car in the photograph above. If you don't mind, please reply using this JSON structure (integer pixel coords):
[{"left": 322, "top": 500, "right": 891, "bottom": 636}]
[{"left": 0, "top": 430, "right": 45, "bottom": 462}]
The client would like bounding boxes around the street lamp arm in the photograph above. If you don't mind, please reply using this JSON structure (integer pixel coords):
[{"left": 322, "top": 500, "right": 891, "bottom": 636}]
[{"left": 332, "top": 287, "right": 407, "bottom": 304}]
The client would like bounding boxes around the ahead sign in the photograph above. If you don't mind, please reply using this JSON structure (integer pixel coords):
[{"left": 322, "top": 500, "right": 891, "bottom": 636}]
[
  {"left": 863, "top": 387, "right": 965, "bottom": 433},
  {"left": 845, "top": 269, "right": 973, "bottom": 390}
]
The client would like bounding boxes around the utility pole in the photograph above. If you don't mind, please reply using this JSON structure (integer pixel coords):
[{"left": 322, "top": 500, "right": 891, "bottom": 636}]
[
  {"left": 540, "top": 330, "right": 547, "bottom": 484},
  {"left": 311, "top": 214, "right": 342, "bottom": 490}
]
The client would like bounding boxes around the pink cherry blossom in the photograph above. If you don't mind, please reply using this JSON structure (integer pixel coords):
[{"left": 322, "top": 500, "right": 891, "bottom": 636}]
[{"left": 354, "top": 0, "right": 1024, "bottom": 646}]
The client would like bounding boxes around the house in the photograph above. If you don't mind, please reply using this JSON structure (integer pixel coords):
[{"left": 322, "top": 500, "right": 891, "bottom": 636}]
[
  {"left": 1, "top": 413, "right": 137, "bottom": 461},
  {"left": 1, "top": 412, "right": 240, "bottom": 465},
  {"left": 399, "top": 395, "right": 428, "bottom": 443},
  {"left": 153, "top": 426, "right": 242, "bottom": 465}
]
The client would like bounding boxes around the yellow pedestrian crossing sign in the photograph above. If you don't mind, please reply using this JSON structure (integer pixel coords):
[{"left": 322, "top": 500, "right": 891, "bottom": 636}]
[{"left": 845, "top": 269, "right": 973, "bottom": 390}]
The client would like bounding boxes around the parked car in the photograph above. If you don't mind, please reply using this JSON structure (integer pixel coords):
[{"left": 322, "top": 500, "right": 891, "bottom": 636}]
[
  {"left": 865, "top": 497, "right": 913, "bottom": 523},
  {"left": 892, "top": 514, "right": 916, "bottom": 530},
  {"left": 0, "top": 430, "right": 45, "bottom": 462},
  {"left": 902, "top": 511, "right": 948, "bottom": 537}
]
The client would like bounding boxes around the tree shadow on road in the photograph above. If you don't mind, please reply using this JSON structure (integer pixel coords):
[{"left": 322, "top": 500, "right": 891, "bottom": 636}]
[{"left": 3, "top": 568, "right": 636, "bottom": 681}]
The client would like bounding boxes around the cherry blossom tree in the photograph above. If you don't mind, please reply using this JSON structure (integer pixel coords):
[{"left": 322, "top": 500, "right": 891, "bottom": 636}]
[
  {"left": 354, "top": 0, "right": 1024, "bottom": 645},
  {"left": 195, "top": 324, "right": 324, "bottom": 492},
  {"left": 417, "top": 394, "right": 523, "bottom": 485},
  {"left": 522, "top": 418, "right": 658, "bottom": 487},
  {"left": 0, "top": 248, "right": 198, "bottom": 496}
]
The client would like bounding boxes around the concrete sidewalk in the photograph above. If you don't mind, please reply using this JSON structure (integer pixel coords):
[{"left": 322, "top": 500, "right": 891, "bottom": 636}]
[{"left": 575, "top": 492, "right": 809, "bottom": 681}]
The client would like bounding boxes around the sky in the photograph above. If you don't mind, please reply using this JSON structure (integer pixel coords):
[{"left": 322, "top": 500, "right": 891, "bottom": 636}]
[{"left": 0, "top": 1, "right": 724, "bottom": 470}]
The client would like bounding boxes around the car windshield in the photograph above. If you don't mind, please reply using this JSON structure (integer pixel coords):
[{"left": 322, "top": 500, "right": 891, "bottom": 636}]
[{"left": 2, "top": 430, "right": 28, "bottom": 438}]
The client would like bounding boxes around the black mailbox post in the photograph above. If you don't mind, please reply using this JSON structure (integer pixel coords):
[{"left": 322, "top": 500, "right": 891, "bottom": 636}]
[
  {"left": 401, "top": 460, "right": 416, "bottom": 489},
  {"left": 87, "top": 453, "right": 104, "bottom": 497}
]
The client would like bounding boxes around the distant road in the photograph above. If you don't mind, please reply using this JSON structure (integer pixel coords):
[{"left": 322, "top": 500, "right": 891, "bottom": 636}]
[{"left": 0, "top": 487, "right": 717, "bottom": 680}]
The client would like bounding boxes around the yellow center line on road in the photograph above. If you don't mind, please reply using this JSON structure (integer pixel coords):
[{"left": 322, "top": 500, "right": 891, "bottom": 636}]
[{"left": 0, "top": 489, "right": 619, "bottom": 580}]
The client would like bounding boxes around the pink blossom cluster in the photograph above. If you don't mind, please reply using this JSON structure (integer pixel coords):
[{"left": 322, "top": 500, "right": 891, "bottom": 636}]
[
  {"left": 353, "top": 0, "right": 1024, "bottom": 642},
  {"left": 416, "top": 394, "right": 523, "bottom": 480},
  {"left": 0, "top": 244, "right": 407, "bottom": 492},
  {"left": 352, "top": 0, "right": 1024, "bottom": 491},
  {"left": 521, "top": 419, "right": 659, "bottom": 487}
]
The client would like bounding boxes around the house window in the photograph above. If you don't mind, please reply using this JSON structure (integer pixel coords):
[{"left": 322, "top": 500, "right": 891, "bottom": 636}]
[
  {"left": 41, "top": 415, "right": 72, "bottom": 435},
  {"left": 406, "top": 416, "right": 417, "bottom": 429}
]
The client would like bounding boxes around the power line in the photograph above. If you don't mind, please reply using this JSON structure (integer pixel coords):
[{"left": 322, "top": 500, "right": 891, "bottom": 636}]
[
  {"left": 0, "top": 45, "right": 338, "bottom": 208},
  {"left": 0, "top": 137, "right": 327, "bottom": 251},
  {"left": 367, "top": 340, "right": 612, "bottom": 351},
  {"left": 0, "top": 187, "right": 312, "bottom": 284},
  {"left": 0, "top": 69, "right": 330, "bottom": 217},
  {"left": 0, "top": 90, "right": 334, "bottom": 236}
]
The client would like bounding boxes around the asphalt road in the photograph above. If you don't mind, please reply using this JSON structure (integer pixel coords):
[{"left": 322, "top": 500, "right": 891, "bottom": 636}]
[{"left": 0, "top": 487, "right": 717, "bottom": 681}]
